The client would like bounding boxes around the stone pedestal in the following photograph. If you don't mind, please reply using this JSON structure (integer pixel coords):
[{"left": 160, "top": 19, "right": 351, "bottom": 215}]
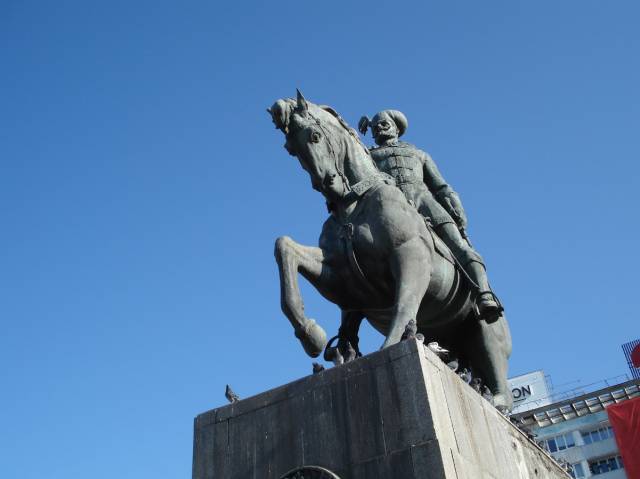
[{"left": 193, "top": 339, "right": 569, "bottom": 478}]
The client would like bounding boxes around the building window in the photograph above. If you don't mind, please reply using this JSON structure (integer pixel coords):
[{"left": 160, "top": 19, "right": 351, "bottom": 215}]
[
  {"left": 589, "top": 455, "right": 624, "bottom": 475},
  {"left": 570, "top": 463, "right": 585, "bottom": 478},
  {"left": 582, "top": 425, "right": 613, "bottom": 445},
  {"left": 541, "top": 432, "right": 575, "bottom": 452}
]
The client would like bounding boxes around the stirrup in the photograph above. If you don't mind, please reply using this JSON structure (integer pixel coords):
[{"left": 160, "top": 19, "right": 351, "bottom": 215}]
[{"left": 475, "top": 291, "right": 503, "bottom": 323}]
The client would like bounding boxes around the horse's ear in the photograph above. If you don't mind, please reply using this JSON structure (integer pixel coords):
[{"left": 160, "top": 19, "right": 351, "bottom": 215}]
[{"left": 296, "top": 89, "right": 309, "bottom": 114}]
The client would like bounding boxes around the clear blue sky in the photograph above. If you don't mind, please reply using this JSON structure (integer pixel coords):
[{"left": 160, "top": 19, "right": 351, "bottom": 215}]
[{"left": 1, "top": 1, "right": 638, "bottom": 478}]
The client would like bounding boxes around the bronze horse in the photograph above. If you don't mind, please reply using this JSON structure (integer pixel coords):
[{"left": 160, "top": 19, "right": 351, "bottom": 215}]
[{"left": 269, "top": 92, "right": 512, "bottom": 411}]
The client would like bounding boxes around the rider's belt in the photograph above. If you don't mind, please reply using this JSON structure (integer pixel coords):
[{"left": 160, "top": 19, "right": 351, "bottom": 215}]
[{"left": 395, "top": 176, "right": 421, "bottom": 185}]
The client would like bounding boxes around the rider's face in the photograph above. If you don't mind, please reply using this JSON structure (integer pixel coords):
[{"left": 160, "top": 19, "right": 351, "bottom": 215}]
[{"left": 371, "top": 113, "right": 398, "bottom": 145}]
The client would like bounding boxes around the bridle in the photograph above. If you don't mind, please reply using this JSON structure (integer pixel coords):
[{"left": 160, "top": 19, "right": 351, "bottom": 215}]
[
  {"left": 304, "top": 109, "right": 352, "bottom": 196},
  {"left": 295, "top": 107, "right": 381, "bottom": 201}
]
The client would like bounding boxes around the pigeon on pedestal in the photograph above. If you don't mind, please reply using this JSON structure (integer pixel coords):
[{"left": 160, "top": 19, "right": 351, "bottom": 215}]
[
  {"left": 458, "top": 368, "right": 472, "bottom": 384},
  {"left": 225, "top": 384, "right": 239, "bottom": 403},
  {"left": 401, "top": 319, "right": 417, "bottom": 340},
  {"left": 325, "top": 346, "right": 344, "bottom": 366},
  {"left": 426, "top": 341, "right": 449, "bottom": 359},
  {"left": 446, "top": 358, "right": 459, "bottom": 372},
  {"left": 342, "top": 340, "right": 357, "bottom": 363},
  {"left": 470, "top": 377, "right": 482, "bottom": 394},
  {"left": 481, "top": 385, "right": 494, "bottom": 404}
]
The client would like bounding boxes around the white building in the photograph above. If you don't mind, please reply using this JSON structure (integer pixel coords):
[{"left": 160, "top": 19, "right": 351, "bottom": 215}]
[{"left": 511, "top": 379, "right": 640, "bottom": 478}]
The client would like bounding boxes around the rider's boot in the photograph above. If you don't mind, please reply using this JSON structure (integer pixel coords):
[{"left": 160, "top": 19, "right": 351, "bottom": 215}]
[
  {"left": 465, "top": 260, "right": 502, "bottom": 323},
  {"left": 434, "top": 222, "right": 503, "bottom": 322}
]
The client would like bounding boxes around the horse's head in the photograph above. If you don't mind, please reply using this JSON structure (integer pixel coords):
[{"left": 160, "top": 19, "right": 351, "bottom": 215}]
[{"left": 269, "top": 91, "right": 354, "bottom": 201}]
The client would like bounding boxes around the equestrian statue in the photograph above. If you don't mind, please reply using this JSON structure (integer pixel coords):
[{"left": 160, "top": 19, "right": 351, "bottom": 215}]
[{"left": 268, "top": 91, "right": 512, "bottom": 412}]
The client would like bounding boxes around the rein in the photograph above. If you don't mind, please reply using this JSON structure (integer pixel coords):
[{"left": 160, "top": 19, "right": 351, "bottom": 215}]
[
  {"left": 307, "top": 111, "right": 351, "bottom": 195},
  {"left": 307, "top": 109, "right": 381, "bottom": 200}
]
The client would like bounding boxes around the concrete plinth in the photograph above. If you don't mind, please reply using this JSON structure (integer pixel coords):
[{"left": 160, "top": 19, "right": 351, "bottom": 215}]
[{"left": 193, "top": 339, "right": 569, "bottom": 478}]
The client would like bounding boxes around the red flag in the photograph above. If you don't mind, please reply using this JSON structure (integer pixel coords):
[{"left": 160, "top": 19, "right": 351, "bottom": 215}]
[
  {"left": 607, "top": 397, "right": 640, "bottom": 479},
  {"left": 632, "top": 344, "right": 640, "bottom": 368}
]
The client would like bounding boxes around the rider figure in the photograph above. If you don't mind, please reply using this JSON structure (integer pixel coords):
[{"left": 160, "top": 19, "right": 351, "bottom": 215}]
[{"left": 358, "top": 110, "right": 502, "bottom": 322}]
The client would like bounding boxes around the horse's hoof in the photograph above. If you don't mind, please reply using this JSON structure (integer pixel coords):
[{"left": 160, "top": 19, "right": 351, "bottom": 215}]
[{"left": 295, "top": 319, "right": 327, "bottom": 358}]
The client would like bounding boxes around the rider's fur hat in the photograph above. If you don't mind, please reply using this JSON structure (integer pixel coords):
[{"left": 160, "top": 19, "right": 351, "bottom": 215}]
[{"left": 373, "top": 110, "right": 408, "bottom": 137}]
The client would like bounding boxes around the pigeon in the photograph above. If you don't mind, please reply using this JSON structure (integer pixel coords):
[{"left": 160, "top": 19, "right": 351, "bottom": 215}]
[
  {"left": 342, "top": 340, "right": 357, "bottom": 363},
  {"left": 509, "top": 414, "right": 537, "bottom": 441},
  {"left": 401, "top": 319, "right": 417, "bottom": 340},
  {"left": 325, "top": 346, "right": 344, "bottom": 366},
  {"left": 446, "top": 358, "right": 459, "bottom": 372},
  {"left": 470, "top": 377, "right": 482, "bottom": 394},
  {"left": 509, "top": 416, "right": 526, "bottom": 428},
  {"left": 458, "top": 368, "right": 472, "bottom": 384},
  {"left": 225, "top": 384, "right": 239, "bottom": 403},
  {"left": 481, "top": 385, "right": 494, "bottom": 404},
  {"left": 558, "top": 460, "right": 573, "bottom": 473},
  {"left": 426, "top": 341, "right": 449, "bottom": 358}
]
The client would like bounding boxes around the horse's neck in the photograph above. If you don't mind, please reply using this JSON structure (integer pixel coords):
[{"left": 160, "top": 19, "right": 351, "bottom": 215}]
[
  {"left": 332, "top": 136, "right": 379, "bottom": 219},
  {"left": 342, "top": 136, "right": 378, "bottom": 186}
]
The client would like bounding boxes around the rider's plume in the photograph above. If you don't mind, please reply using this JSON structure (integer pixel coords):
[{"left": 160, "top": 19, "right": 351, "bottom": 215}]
[{"left": 358, "top": 116, "right": 370, "bottom": 135}]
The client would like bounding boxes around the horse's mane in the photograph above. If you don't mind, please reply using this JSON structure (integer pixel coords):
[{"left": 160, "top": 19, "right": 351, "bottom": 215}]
[{"left": 317, "top": 104, "right": 370, "bottom": 155}]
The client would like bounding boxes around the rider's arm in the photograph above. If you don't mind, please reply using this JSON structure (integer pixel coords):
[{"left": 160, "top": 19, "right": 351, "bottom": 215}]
[{"left": 422, "top": 152, "right": 468, "bottom": 230}]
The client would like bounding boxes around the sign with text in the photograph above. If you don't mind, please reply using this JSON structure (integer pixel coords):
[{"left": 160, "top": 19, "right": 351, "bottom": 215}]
[{"left": 507, "top": 370, "right": 551, "bottom": 414}]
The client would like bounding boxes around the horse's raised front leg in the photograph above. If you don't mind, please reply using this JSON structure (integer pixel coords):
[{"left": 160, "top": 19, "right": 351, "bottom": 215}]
[
  {"left": 274, "top": 236, "right": 339, "bottom": 357},
  {"left": 382, "top": 237, "right": 431, "bottom": 349}
]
